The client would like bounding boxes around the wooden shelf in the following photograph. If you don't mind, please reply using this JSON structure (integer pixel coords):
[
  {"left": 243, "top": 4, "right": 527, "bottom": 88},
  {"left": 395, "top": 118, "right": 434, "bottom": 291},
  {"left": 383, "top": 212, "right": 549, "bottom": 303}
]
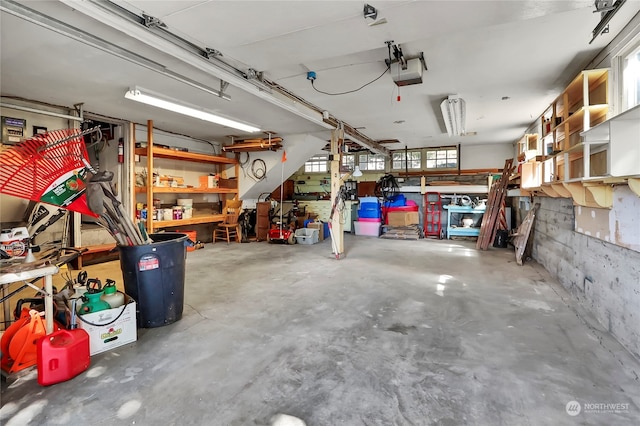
[
  {"left": 518, "top": 68, "right": 613, "bottom": 198},
  {"left": 137, "top": 120, "right": 240, "bottom": 233},
  {"left": 135, "top": 186, "right": 237, "bottom": 194},
  {"left": 150, "top": 214, "right": 226, "bottom": 228},
  {"left": 135, "top": 146, "right": 236, "bottom": 164}
]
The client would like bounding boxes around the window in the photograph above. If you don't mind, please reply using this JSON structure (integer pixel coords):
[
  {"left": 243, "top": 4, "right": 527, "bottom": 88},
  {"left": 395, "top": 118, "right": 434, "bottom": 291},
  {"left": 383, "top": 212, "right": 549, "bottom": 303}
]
[
  {"left": 304, "top": 154, "right": 328, "bottom": 173},
  {"left": 425, "top": 146, "right": 458, "bottom": 169},
  {"left": 342, "top": 154, "right": 355, "bottom": 171},
  {"left": 358, "top": 153, "right": 385, "bottom": 171},
  {"left": 392, "top": 151, "right": 421, "bottom": 170},
  {"left": 622, "top": 43, "right": 640, "bottom": 111}
]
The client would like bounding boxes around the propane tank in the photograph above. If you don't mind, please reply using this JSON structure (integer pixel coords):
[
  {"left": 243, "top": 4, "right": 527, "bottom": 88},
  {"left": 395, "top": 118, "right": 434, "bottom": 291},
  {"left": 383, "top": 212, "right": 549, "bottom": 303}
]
[{"left": 100, "top": 280, "right": 124, "bottom": 309}]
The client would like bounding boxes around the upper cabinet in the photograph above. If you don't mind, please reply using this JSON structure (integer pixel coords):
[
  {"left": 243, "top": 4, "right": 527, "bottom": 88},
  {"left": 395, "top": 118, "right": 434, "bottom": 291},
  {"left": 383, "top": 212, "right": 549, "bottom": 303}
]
[
  {"left": 520, "top": 69, "right": 612, "bottom": 193},
  {"left": 517, "top": 68, "right": 640, "bottom": 207}
]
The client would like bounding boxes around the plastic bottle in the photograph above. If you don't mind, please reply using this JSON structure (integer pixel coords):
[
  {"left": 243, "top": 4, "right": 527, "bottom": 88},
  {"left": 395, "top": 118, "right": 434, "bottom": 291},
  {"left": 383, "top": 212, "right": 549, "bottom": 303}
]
[
  {"left": 67, "top": 285, "right": 88, "bottom": 312},
  {"left": 100, "top": 281, "right": 124, "bottom": 309},
  {"left": 79, "top": 291, "right": 111, "bottom": 315}
]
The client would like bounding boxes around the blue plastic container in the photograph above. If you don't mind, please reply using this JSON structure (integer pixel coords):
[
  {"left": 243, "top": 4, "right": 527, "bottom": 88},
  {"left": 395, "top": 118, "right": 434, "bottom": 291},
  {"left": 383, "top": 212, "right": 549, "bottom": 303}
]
[
  {"left": 359, "top": 197, "right": 379, "bottom": 204},
  {"left": 387, "top": 194, "right": 406, "bottom": 207}
]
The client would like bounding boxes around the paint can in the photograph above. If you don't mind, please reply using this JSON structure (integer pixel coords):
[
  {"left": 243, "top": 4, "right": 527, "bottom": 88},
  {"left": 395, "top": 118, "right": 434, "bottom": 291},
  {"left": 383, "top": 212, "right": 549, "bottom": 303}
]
[{"left": 172, "top": 206, "right": 183, "bottom": 220}]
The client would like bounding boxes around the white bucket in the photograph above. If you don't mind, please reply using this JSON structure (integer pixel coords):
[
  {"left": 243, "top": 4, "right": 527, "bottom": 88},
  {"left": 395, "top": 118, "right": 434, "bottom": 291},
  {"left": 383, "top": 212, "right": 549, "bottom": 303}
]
[{"left": 183, "top": 206, "right": 193, "bottom": 219}]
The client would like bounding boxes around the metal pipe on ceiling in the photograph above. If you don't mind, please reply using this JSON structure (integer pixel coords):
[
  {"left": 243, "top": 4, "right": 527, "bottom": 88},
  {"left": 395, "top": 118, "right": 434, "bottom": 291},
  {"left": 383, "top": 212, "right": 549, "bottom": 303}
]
[
  {"left": 0, "top": 0, "right": 230, "bottom": 101},
  {"left": 57, "top": 0, "right": 388, "bottom": 155},
  {"left": 0, "top": 101, "right": 83, "bottom": 122}
]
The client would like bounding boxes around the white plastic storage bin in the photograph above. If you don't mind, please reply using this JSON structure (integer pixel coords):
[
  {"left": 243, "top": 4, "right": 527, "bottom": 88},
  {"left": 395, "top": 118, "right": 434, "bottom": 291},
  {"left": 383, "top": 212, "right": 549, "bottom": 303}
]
[
  {"left": 354, "top": 221, "right": 381, "bottom": 237},
  {"left": 295, "top": 228, "right": 319, "bottom": 244}
]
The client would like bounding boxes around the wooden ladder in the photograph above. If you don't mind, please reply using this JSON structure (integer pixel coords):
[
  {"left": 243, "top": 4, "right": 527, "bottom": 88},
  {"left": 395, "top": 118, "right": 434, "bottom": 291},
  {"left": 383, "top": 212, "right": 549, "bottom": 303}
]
[{"left": 476, "top": 158, "right": 514, "bottom": 250}]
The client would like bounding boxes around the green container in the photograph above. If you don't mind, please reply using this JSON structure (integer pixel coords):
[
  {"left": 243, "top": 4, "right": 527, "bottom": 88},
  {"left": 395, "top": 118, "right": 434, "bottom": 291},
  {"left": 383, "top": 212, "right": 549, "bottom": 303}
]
[{"left": 79, "top": 291, "right": 111, "bottom": 315}]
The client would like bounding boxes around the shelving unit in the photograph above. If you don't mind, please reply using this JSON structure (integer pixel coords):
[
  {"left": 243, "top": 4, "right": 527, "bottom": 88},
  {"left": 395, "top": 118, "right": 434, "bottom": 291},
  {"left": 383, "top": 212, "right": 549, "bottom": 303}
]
[
  {"left": 443, "top": 205, "right": 486, "bottom": 239},
  {"left": 136, "top": 121, "right": 239, "bottom": 233},
  {"left": 521, "top": 68, "right": 611, "bottom": 193}
]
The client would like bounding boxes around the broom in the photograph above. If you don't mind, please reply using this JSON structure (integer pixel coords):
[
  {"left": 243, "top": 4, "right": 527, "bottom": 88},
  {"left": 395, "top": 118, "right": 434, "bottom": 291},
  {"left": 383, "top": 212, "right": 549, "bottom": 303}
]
[{"left": 0, "top": 128, "right": 98, "bottom": 217}]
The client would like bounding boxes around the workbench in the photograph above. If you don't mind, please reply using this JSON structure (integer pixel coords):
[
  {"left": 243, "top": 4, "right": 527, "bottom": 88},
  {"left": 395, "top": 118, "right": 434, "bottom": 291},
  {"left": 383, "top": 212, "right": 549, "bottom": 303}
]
[
  {"left": 1, "top": 264, "right": 59, "bottom": 334},
  {"left": 443, "top": 205, "right": 486, "bottom": 239}
]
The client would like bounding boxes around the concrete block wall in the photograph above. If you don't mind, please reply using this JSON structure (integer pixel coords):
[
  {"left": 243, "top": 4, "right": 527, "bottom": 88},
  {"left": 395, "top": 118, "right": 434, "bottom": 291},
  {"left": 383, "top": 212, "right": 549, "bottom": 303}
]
[{"left": 531, "top": 196, "right": 640, "bottom": 360}]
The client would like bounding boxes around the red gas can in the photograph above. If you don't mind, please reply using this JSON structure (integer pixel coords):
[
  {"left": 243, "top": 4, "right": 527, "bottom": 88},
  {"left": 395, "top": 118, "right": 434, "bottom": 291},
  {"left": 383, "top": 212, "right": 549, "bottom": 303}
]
[{"left": 37, "top": 329, "right": 90, "bottom": 386}]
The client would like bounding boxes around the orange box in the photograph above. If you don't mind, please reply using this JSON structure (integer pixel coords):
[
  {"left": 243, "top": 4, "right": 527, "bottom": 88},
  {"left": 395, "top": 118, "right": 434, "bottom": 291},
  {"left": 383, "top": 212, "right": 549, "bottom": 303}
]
[{"left": 198, "top": 175, "right": 218, "bottom": 188}]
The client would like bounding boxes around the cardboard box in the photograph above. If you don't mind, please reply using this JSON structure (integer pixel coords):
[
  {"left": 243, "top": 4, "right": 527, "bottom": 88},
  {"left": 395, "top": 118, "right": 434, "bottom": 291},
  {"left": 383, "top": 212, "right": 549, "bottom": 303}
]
[
  {"left": 306, "top": 222, "right": 324, "bottom": 241},
  {"left": 198, "top": 175, "right": 219, "bottom": 188},
  {"left": 387, "top": 211, "right": 419, "bottom": 227},
  {"left": 77, "top": 295, "right": 137, "bottom": 355}
]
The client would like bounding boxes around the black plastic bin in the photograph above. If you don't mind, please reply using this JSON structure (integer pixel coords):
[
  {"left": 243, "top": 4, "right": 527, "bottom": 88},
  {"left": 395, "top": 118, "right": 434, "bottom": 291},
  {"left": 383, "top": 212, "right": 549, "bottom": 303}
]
[
  {"left": 118, "top": 233, "right": 188, "bottom": 328},
  {"left": 493, "top": 229, "right": 509, "bottom": 248}
]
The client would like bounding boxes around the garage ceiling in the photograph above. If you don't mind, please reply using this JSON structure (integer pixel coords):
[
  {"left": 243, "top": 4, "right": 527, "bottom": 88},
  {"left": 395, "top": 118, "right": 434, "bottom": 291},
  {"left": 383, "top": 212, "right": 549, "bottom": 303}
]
[{"left": 1, "top": 1, "right": 639, "bottom": 152}]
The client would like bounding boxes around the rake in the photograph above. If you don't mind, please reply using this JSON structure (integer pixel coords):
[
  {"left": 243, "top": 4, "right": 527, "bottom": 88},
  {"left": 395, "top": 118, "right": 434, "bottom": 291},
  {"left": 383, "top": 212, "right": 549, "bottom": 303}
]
[{"left": 0, "top": 128, "right": 99, "bottom": 217}]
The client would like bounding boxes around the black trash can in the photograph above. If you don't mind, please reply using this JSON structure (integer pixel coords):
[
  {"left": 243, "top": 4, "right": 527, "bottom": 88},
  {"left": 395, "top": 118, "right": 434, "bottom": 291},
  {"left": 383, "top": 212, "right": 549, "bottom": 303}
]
[
  {"left": 493, "top": 229, "right": 509, "bottom": 248},
  {"left": 118, "top": 233, "right": 188, "bottom": 328}
]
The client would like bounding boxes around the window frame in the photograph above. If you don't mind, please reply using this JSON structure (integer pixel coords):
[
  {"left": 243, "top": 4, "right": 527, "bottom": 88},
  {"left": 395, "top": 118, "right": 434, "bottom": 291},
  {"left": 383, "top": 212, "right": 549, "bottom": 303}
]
[
  {"left": 620, "top": 41, "right": 640, "bottom": 112},
  {"left": 424, "top": 146, "right": 459, "bottom": 170},
  {"left": 358, "top": 153, "right": 386, "bottom": 171},
  {"left": 391, "top": 150, "right": 422, "bottom": 171},
  {"left": 304, "top": 154, "right": 329, "bottom": 173}
]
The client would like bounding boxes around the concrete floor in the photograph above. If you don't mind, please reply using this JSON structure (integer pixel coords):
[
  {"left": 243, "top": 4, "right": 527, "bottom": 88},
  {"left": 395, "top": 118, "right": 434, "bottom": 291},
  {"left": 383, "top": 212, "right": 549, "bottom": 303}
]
[{"left": 1, "top": 235, "right": 639, "bottom": 425}]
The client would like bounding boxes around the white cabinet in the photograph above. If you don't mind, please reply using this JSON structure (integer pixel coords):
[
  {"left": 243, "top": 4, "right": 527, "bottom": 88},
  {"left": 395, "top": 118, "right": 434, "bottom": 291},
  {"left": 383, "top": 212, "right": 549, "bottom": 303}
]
[{"left": 581, "top": 104, "right": 640, "bottom": 177}]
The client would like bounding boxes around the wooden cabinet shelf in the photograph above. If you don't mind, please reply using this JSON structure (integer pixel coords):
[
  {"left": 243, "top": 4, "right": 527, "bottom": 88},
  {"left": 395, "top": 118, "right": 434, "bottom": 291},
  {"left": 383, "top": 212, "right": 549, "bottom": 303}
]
[
  {"left": 135, "top": 147, "right": 236, "bottom": 164},
  {"left": 520, "top": 68, "right": 611, "bottom": 193},
  {"left": 149, "top": 214, "right": 226, "bottom": 228},
  {"left": 137, "top": 120, "right": 239, "bottom": 233},
  {"left": 135, "top": 186, "right": 237, "bottom": 194}
]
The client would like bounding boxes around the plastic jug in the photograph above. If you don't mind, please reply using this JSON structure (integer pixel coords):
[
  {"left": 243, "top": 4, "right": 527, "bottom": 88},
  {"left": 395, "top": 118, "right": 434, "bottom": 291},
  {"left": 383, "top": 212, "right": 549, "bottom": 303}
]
[
  {"left": 79, "top": 292, "right": 111, "bottom": 315},
  {"left": 67, "top": 285, "right": 87, "bottom": 312},
  {"left": 100, "top": 280, "right": 124, "bottom": 309}
]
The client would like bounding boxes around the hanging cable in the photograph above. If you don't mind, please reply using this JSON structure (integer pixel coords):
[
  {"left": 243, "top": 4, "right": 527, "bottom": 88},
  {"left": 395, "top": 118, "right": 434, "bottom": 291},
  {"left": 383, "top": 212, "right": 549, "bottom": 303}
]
[
  {"left": 250, "top": 158, "right": 266, "bottom": 181},
  {"left": 375, "top": 173, "right": 399, "bottom": 224},
  {"left": 239, "top": 151, "right": 251, "bottom": 178},
  {"left": 310, "top": 42, "right": 393, "bottom": 96},
  {"left": 311, "top": 65, "right": 390, "bottom": 96}
]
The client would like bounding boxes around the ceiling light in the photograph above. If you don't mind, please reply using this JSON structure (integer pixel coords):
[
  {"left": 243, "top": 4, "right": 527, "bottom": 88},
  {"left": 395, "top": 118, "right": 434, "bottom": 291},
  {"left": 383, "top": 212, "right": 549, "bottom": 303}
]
[
  {"left": 124, "top": 87, "right": 260, "bottom": 133},
  {"left": 352, "top": 166, "right": 363, "bottom": 177},
  {"left": 440, "top": 95, "right": 466, "bottom": 137}
]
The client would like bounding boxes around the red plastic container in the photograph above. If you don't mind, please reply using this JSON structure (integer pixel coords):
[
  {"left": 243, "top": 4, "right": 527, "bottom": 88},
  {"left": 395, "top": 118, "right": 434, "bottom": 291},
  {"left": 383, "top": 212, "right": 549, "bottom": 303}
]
[{"left": 37, "top": 329, "right": 90, "bottom": 386}]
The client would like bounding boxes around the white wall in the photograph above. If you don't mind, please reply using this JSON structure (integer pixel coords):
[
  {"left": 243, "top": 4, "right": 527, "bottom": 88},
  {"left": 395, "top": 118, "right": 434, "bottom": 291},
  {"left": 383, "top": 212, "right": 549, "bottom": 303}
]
[
  {"left": 239, "top": 133, "right": 327, "bottom": 204},
  {"left": 460, "top": 143, "right": 513, "bottom": 169}
]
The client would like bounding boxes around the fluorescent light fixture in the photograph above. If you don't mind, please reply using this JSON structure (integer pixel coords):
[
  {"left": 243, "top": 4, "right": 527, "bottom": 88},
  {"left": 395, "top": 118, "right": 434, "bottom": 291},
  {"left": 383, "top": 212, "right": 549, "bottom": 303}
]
[
  {"left": 124, "top": 87, "right": 260, "bottom": 133},
  {"left": 352, "top": 166, "right": 363, "bottom": 177},
  {"left": 440, "top": 95, "right": 466, "bottom": 137}
]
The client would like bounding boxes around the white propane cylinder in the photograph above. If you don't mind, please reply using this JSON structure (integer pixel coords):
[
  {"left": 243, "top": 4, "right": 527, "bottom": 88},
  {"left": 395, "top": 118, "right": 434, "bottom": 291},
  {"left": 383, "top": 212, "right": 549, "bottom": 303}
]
[{"left": 101, "top": 283, "right": 125, "bottom": 309}]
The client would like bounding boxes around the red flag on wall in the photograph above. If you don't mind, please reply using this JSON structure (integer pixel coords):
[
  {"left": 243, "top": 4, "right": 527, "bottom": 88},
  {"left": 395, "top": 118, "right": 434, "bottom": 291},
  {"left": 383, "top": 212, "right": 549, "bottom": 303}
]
[{"left": 281, "top": 150, "right": 287, "bottom": 163}]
